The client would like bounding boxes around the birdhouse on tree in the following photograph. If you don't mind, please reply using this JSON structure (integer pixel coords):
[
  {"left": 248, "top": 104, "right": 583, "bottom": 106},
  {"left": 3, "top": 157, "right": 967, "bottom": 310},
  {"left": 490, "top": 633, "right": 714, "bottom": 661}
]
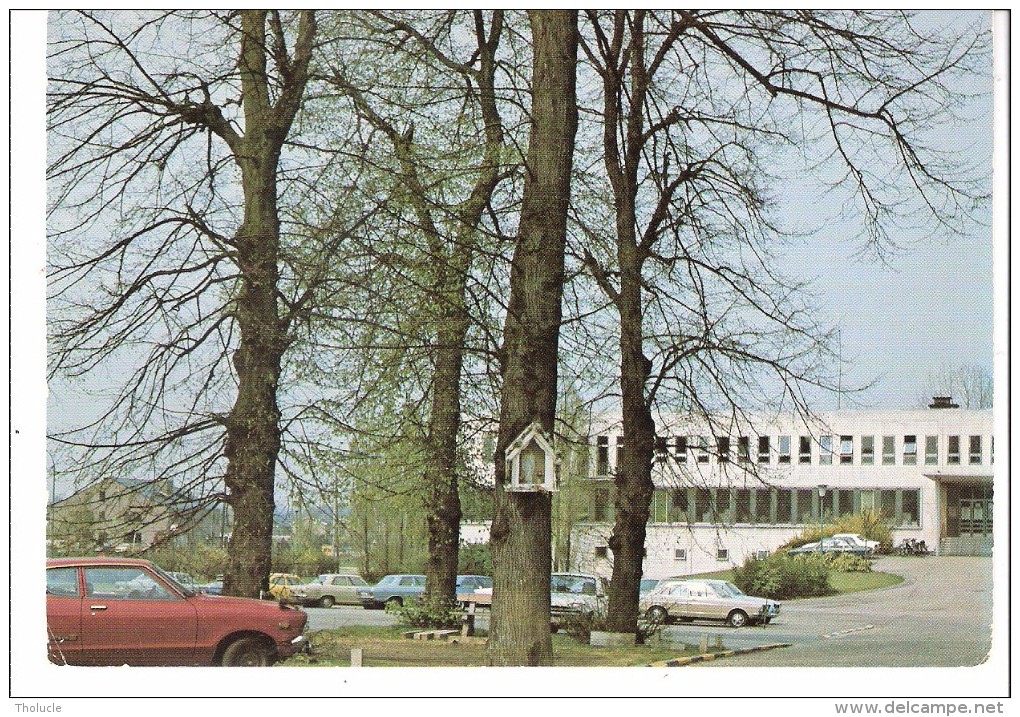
[{"left": 504, "top": 421, "right": 559, "bottom": 493}]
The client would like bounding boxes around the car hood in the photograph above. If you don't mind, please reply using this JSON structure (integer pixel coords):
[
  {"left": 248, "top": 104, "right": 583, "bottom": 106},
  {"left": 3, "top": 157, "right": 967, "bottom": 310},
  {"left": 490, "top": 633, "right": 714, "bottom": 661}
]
[
  {"left": 550, "top": 593, "right": 598, "bottom": 608},
  {"left": 192, "top": 593, "right": 303, "bottom": 612}
]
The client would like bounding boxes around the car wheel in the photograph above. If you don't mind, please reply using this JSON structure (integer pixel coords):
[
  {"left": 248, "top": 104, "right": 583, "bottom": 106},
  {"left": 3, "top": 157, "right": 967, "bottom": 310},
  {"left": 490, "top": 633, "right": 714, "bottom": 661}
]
[
  {"left": 318, "top": 596, "right": 335, "bottom": 608},
  {"left": 763, "top": 617, "right": 772, "bottom": 625},
  {"left": 385, "top": 596, "right": 403, "bottom": 609},
  {"left": 645, "top": 606, "right": 668, "bottom": 624},
  {"left": 221, "top": 637, "right": 275, "bottom": 667},
  {"left": 727, "top": 610, "right": 749, "bottom": 628}
]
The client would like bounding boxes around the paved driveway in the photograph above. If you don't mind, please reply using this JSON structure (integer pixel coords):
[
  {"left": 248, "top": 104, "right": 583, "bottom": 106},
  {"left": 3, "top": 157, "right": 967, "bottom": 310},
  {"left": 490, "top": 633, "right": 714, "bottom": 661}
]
[{"left": 683, "top": 556, "right": 993, "bottom": 667}]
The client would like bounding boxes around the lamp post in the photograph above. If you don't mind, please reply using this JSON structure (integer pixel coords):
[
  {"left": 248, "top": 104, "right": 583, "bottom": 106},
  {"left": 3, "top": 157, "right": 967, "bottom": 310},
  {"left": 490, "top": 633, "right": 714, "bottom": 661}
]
[{"left": 817, "top": 484, "right": 828, "bottom": 552}]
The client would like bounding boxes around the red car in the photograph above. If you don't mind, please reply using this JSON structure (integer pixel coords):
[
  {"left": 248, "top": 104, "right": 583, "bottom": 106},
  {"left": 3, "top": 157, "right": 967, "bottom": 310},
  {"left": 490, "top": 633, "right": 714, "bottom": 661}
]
[{"left": 46, "top": 557, "right": 309, "bottom": 666}]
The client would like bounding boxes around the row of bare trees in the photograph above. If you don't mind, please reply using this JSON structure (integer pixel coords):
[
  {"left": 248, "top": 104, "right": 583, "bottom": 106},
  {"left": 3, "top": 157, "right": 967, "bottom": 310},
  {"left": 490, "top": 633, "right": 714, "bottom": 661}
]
[{"left": 47, "top": 10, "right": 989, "bottom": 664}]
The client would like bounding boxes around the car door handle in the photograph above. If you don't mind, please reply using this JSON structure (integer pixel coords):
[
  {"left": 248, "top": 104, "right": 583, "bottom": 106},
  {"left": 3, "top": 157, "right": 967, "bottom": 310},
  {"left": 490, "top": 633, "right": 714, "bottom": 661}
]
[
  {"left": 90, "top": 605, "right": 108, "bottom": 611},
  {"left": 51, "top": 634, "right": 79, "bottom": 642}
]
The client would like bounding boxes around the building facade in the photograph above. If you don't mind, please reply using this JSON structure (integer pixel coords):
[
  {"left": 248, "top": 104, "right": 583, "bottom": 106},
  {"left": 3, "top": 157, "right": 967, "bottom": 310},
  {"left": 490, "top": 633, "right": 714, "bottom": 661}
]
[{"left": 569, "top": 401, "right": 994, "bottom": 579}]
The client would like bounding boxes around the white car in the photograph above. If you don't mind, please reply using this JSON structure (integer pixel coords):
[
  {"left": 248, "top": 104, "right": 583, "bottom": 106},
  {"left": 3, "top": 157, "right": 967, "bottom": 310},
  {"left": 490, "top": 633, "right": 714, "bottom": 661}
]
[{"left": 832, "top": 533, "right": 880, "bottom": 552}]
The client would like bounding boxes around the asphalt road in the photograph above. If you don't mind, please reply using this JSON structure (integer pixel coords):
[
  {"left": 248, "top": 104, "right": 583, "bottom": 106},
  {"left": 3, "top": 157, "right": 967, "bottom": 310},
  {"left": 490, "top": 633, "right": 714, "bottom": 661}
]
[
  {"left": 686, "top": 556, "right": 993, "bottom": 667},
  {"left": 301, "top": 556, "right": 993, "bottom": 668}
]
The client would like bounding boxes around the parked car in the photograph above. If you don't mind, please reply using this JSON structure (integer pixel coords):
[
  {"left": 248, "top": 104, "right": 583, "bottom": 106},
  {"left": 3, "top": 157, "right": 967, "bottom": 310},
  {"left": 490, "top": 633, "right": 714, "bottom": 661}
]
[
  {"left": 640, "top": 579, "right": 780, "bottom": 628},
  {"left": 788, "top": 536, "right": 869, "bottom": 555},
  {"left": 640, "top": 578, "right": 661, "bottom": 594},
  {"left": 455, "top": 575, "right": 493, "bottom": 596},
  {"left": 357, "top": 574, "right": 427, "bottom": 609},
  {"left": 268, "top": 573, "right": 305, "bottom": 602},
  {"left": 46, "top": 557, "right": 308, "bottom": 666},
  {"left": 289, "top": 573, "right": 370, "bottom": 608},
  {"left": 831, "top": 533, "right": 880, "bottom": 553},
  {"left": 166, "top": 572, "right": 200, "bottom": 591},
  {"left": 550, "top": 573, "right": 608, "bottom": 630},
  {"left": 197, "top": 579, "right": 223, "bottom": 595}
]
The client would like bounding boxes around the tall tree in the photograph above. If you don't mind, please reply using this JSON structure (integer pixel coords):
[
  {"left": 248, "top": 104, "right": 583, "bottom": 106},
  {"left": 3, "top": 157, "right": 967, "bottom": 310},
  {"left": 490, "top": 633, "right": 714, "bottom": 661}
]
[
  {"left": 574, "top": 9, "right": 989, "bottom": 632},
  {"left": 48, "top": 10, "right": 317, "bottom": 597},
  {"left": 488, "top": 9, "right": 578, "bottom": 666},
  {"left": 307, "top": 9, "right": 510, "bottom": 609}
]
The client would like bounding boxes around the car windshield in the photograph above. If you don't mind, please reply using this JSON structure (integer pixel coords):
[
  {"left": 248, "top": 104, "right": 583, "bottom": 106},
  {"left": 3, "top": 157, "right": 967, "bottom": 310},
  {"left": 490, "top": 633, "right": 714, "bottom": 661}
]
[
  {"left": 351, "top": 576, "right": 368, "bottom": 586},
  {"left": 551, "top": 575, "right": 595, "bottom": 595},
  {"left": 717, "top": 582, "right": 745, "bottom": 597}
]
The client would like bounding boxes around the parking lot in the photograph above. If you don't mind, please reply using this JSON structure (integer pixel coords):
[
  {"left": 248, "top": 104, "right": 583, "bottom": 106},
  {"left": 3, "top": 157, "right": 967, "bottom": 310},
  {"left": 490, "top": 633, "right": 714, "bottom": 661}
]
[{"left": 302, "top": 557, "right": 993, "bottom": 668}]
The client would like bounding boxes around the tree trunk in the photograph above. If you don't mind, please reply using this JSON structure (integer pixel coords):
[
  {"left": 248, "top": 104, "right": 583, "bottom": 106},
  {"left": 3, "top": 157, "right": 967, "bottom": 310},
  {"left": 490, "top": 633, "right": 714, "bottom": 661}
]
[
  {"left": 488, "top": 9, "right": 578, "bottom": 666},
  {"left": 221, "top": 11, "right": 315, "bottom": 598},
  {"left": 422, "top": 312, "right": 467, "bottom": 609}
]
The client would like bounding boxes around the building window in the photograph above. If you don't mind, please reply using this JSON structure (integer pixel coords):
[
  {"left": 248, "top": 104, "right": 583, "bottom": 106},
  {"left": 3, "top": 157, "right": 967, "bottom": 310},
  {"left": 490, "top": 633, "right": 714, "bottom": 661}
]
[
  {"left": 735, "top": 489, "right": 751, "bottom": 523},
  {"left": 674, "top": 436, "right": 687, "bottom": 463},
  {"left": 755, "top": 550, "right": 769, "bottom": 560},
  {"left": 903, "top": 435, "right": 917, "bottom": 465},
  {"left": 695, "top": 489, "right": 712, "bottom": 522},
  {"left": 595, "top": 546, "right": 608, "bottom": 559},
  {"left": 669, "top": 489, "right": 689, "bottom": 523},
  {"left": 799, "top": 436, "right": 812, "bottom": 464},
  {"left": 879, "top": 490, "right": 897, "bottom": 520},
  {"left": 947, "top": 435, "right": 961, "bottom": 464},
  {"left": 654, "top": 436, "right": 668, "bottom": 463},
  {"left": 693, "top": 436, "right": 709, "bottom": 465},
  {"left": 925, "top": 435, "right": 938, "bottom": 465},
  {"left": 820, "top": 435, "right": 833, "bottom": 465},
  {"left": 716, "top": 549, "right": 729, "bottom": 562},
  {"left": 717, "top": 436, "right": 730, "bottom": 463},
  {"left": 595, "top": 436, "right": 609, "bottom": 476},
  {"left": 737, "top": 436, "right": 750, "bottom": 462},
  {"left": 758, "top": 436, "right": 770, "bottom": 463},
  {"left": 674, "top": 548, "right": 687, "bottom": 561},
  {"left": 796, "top": 489, "right": 814, "bottom": 524},
  {"left": 840, "top": 435, "right": 854, "bottom": 464},
  {"left": 753, "top": 489, "right": 772, "bottom": 524},
  {"left": 715, "top": 489, "right": 734, "bottom": 523},
  {"left": 836, "top": 488, "right": 854, "bottom": 517},
  {"left": 900, "top": 490, "right": 920, "bottom": 528},
  {"left": 861, "top": 436, "right": 874, "bottom": 465},
  {"left": 969, "top": 436, "right": 982, "bottom": 464},
  {"left": 882, "top": 436, "right": 895, "bottom": 465},
  {"left": 592, "top": 483, "right": 615, "bottom": 522},
  {"left": 776, "top": 490, "right": 793, "bottom": 523},
  {"left": 778, "top": 435, "right": 791, "bottom": 464}
]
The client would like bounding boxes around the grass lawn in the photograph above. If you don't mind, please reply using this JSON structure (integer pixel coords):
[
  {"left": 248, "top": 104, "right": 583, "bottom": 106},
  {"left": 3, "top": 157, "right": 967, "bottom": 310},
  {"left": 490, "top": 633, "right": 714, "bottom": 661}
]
[
  {"left": 687, "top": 568, "right": 904, "bottom": 598},
  {"left": 286, "top": 626, "right": 696, "bottom": 667}
]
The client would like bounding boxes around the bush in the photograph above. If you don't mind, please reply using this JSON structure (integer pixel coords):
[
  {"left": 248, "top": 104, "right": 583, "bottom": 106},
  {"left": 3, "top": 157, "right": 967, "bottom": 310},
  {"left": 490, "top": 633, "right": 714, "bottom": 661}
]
[
  {"left": 822, "top": 552, "right": 872, "bottom": 573},
  {"left": 732, "top": 553, "right": 834, "bottom": 600},
  {"left": 394, "top": 598, "right": 459, "bottom": 629},
  {"left": 777, "top": 510, "right": 894, "bottom": 554}
]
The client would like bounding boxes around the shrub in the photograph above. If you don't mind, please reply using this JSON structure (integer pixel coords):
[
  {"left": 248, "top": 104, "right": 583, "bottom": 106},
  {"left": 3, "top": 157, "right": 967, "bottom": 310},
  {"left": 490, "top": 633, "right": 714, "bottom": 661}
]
[
  {"left": 732, "top": 553, "right": 834, "bottom": 600},
  {"left": 395, "top": 598, "right": 460, "bottom": 629},
  {"left": 821, "top": 552, "right": 872, "bottom": 573},
  {"left": 776, "top": 510, "right": 894, "bottom": 554}
]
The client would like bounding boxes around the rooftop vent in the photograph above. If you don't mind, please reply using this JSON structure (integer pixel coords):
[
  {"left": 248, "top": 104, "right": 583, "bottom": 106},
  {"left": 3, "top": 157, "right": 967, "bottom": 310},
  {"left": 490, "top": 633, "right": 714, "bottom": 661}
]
[{"left": 928, "top": 396, "right": 959, "bottom": 409}]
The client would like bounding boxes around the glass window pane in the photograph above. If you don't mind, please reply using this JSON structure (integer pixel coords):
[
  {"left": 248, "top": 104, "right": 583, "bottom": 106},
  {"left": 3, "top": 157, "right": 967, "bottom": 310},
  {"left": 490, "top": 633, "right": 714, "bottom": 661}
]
[
  {"left": 757, "top": 436, "right": 770, "bottom": 463},
  {"left": 778, "top": 436, "right": 791, "bottom": 463},
  {"left": 84, "top": 567, "right": 175, "bottom": 601},
  {"left": 840, "top": 435, "right": 854, "bottom": 464},
  {"left": 861, "top": 436, "right": 874, "bottom": 465},
  {"left": 948, "top": 436, "right": 961, "bottom": 464},
  {"left": 925, "top": 435, "right": 939, "bottom": 465},
  {"left": 820, "top": 435, "right": 833, "bottom": 465},
  {"left": 776, "top": 490, "right": 793, "bottom": 523},
  {"left": 903, "top": 435, "right": 917, "bottom": 465},
  {"left": 47, "top": 567, "right": 79, "bottom": 597},
  {"left": 799, "top": 436, "right": 812, "bottom": 464}
]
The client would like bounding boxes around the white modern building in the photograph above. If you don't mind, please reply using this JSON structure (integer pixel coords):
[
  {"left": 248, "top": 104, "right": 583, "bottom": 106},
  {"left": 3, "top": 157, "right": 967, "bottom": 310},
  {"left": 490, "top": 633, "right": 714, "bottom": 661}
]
[{"left": 569, "top": 399, "right": 994, "bottom": 578}]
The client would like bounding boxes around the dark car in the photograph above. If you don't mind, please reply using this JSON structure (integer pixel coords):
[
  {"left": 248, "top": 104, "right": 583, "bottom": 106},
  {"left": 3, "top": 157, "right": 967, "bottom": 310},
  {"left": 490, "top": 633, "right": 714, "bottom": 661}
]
[{"left": 47, "top": 557, "right": 308, "bottom": 666}]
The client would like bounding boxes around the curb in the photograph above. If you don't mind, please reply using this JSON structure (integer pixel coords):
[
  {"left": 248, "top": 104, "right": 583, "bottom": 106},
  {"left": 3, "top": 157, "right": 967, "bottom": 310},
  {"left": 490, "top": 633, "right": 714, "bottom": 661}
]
[{"left": 649, "top": 642, "right": 793, "bottom": 667}]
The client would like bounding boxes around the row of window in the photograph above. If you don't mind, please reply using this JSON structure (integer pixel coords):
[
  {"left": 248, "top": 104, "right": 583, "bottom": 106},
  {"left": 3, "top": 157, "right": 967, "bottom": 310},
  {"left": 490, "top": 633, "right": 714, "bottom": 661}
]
[
  {"left": 587, "top": 484, "right": 922, "bottom": 528},
  {"left": 594, "top": 433, "right": 991, "bottom": 474}
]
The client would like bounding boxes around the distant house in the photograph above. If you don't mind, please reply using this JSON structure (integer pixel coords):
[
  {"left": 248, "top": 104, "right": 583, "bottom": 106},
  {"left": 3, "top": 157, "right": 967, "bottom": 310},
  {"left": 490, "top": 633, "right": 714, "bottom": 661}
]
[{"left": 47, "top": 476, "right": 214, "bottom": 553}]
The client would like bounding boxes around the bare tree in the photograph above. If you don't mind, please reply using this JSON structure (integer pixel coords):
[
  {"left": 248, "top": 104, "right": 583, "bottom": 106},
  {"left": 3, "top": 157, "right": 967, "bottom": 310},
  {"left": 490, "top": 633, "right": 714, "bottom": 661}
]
[
  {"left": 48, "top": 10, "right": 317, "bottom": 597},
  {"left": 921, "top": 364, "right": 993, "bottom": 408},
  {"left": 572, "top": 9, "right": 989, "bottom": 633},
  {"left": 488, "top": 9, "right": 579, "bottom": 667}
]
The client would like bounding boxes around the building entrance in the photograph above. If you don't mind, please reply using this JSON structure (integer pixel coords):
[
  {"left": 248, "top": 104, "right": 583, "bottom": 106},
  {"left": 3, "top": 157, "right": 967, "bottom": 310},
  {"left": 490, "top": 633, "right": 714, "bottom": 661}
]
[{"left": 943, "top": 484, "right": 993, "bottom": 556}]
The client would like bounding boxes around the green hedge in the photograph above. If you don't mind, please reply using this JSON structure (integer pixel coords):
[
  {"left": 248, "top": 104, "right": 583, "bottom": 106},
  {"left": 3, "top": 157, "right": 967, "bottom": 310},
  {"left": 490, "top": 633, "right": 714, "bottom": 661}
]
[{"left": 731, "top": 553, "right": 834, "bottom": 600}]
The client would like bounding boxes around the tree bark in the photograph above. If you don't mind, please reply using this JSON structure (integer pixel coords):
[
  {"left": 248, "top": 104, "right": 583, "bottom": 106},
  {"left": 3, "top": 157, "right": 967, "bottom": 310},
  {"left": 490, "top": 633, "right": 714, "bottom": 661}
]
[
  {"left": 488, "top": 9, "right": 578, "bottom": 666},
  {"left": 222, "top": 10, "right": 316, "bottom": 598}
]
